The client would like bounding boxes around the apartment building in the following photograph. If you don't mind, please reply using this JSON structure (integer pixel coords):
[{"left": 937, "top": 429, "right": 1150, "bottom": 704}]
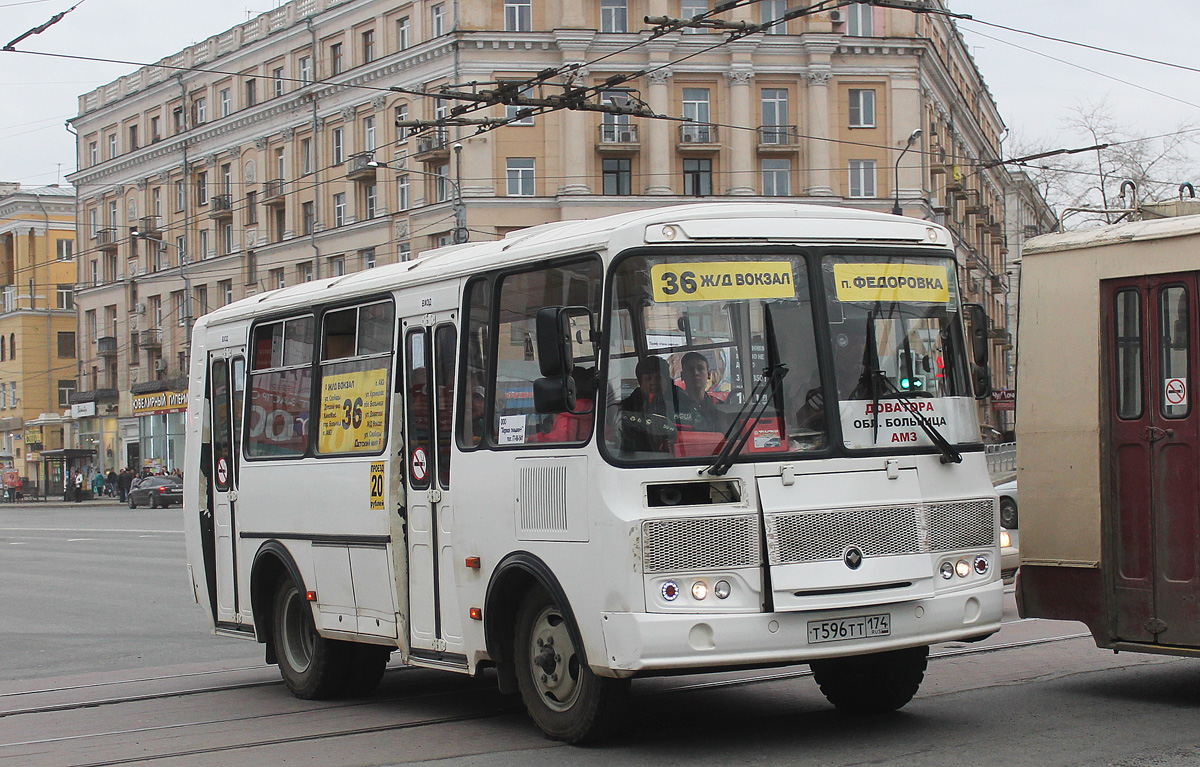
[
  {"left": 66, "top": 0, "right": 1037, "bottom": 465},
  {"left": 0, "top": 184, "right": 80, "bottom": 485}
]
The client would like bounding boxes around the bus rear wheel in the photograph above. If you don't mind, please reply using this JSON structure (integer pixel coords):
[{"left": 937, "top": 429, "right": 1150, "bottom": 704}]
[
  {"left": 810, "top": 645, "right": 928, "bottom": 714},
  {"left": 513, "top": 587, "right": 628, "bottom": 744},
  {"left": 271, "top": 578, "right": 349, "bottom": 699}
]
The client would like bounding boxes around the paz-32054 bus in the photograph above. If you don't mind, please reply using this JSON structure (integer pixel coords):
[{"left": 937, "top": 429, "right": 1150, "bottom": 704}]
[{"left": 183, "top": 203, "right": 1003, "bottom": 743}]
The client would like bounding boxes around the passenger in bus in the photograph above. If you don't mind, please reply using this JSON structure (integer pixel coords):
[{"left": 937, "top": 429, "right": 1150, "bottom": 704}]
[
  {"left": 530, "top": 367, "right": 595, "bottom": 443},
  {"left": 469, "top": 385, "right": 486, "bottom": 445},
  {"left": 675, "top": 351, "right": 723, "bottom": 432}
]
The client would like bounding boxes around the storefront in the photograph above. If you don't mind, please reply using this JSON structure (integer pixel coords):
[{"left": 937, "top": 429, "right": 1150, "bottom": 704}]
[
  {"left": 71, "top": 401, "right": 121, "bottom": 475},
  {"left": 132, "top": 389, "right": 188, "bottom": 473}
]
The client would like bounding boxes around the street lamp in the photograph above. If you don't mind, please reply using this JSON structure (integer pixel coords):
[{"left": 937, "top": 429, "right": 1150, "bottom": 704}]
[
  {"left": 892, "top": 128, "right": 923, "bottom": 216},
  {"left": 367, "top": 151, "right": 469, "bottom": 246}
]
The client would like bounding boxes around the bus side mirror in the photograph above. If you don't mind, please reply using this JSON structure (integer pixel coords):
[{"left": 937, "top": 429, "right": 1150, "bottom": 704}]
[
  {"left": 533, "top": 306, "right": 589, "bottom": 413},
  {"left": 964, "top": 303, "right": 989, "bottom": 367},
  {"left": 972, "top": 363, "right": 991, "bottom": 401}
]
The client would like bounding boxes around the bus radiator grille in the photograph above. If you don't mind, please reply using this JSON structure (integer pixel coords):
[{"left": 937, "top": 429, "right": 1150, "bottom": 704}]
[
  {"left": 642, "top": 515, "right": 762, "bottom": 573},
  {"left": 765, "top": 499, "right": 995, "bottom": 565}
]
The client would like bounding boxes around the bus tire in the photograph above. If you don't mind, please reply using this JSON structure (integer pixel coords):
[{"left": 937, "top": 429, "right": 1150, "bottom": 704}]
[
  {"left": 1000, "top": 497, "right": 1018, "bottom": 529},
  {"left": 810, "top": 645, "right": 928, "bottom": 714},
  {"left": 342, "top": 644, "right": 391, "bottom": 697},
  {"left": 271, "top": 578, "right": 349, "bottom": 700},
  {"left": 513, "top": 587, "right": 628, "bottom": 744}
]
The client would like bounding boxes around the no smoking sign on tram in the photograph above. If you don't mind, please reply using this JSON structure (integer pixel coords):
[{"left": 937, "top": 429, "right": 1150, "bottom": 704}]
[{"left": 1165, "top": 377, "right": 1188, "bottom": 407}]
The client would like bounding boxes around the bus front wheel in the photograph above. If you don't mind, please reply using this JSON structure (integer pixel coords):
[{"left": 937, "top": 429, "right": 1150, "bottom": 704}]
[
  {"left": 513, "top": 587, "right": 628, "bottom": 744},
  {"left": 810, "top": 645, "right": 928, "bottom": 713},
  {"left": 271, "top": 578, "right": 349, "bottom": 699}
]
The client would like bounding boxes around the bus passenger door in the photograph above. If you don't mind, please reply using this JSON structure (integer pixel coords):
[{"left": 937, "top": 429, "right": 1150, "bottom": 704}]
[
  {"left": 1104, "top": 275, "right": 1200, "bottom": 647},
  {"left": 402, "top": 314, "right": 464, "bottom": 663},
  {"left": 207, "top": 352, "right": 246, "bottom": 628}
]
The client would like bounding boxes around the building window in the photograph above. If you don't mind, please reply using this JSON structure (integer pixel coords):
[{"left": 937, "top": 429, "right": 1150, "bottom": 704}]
[
  {"left": 245, "top": 79, "right": 257, "bottom": 107},
  {"left": 150, "top": 296, "right": 162, "bottom": 328},
  {"left": 275, "top": 146, "right": 286, "bottom": 180},
  {"left": 270, "top": 268, "right": 285, "bottom": 290},
  {"left": 762, "top": 158, "right": 791, "bottom": 196},
  {"left": 194, "top": 285, "right": 208, "bottom": 315},
  {"left": 300, "top": 262, "right": 314, "bottom": 282},
  {"left": 434, "top": 164, "right": 451, "bottom": 203},
  {"left": 431, "top": 4, "right": 445, "bottom": 36},
  {"left": 273, "top": 66, "right": 285, "bottom": 97},
  {"left": 397, "top": 17, "right": 410, "bottom": 50},
  {"left": 150, "top": 115, "right": 161, "bottom": 142},
  {"left": 505, "top": 84, "right": 535, "bottom": 125},
  {"left": 506, "top": 158, "right": 535, "bottom": 196},
  {"left": 399, "top": 243, "right": 411, "bottom": 262},
  {"left": 57, "top": 285, "right": 74, "bottom": 310},
  {"left": 220, "top": 88, "right": 231, "bottom": 117},
  {"left": 128, "top": 124, "right": 139, "bottom": 150},
  {"left": 361, "top": 248, "right": 377, "bottom": 269},
  {"left": 682, "top": 0, "right": 708, "bottom": 30},
  {"left": 193, "top": 97, "right": 207, "bottom": 124},
  {"left": 505, "top": 0, "right": 532, "bottom": 31},
  {"left": 85, "top": 310, "right": 96, "bottom": 341},
  {"left": 246, "top": 191, "right": 258, "bottom": 224},
  {"left": 362, "top": 29, "right": 375, "bottom": 62},
  {"left": 364, "top": 184, "right": 378, "bottom": 219},
  {"left": 88, "top": 141, "right": 98, "bottom": 166},
  {"left": 681, "top": 88, "right": 711, "bottom": 141},
  {"left": 330, "top": 256, "right": 346, "bottom": 276},
  {"left": 274, "top": 207, "right": 286, "bottom": 243},
  {"left": 333, "top": 192, "right": 347, "bottom": 227},
  {"left": 196, "top": 171, "right": 208, "bottom": 206},
  {"left": 602, "top": 158, "right": 632, "bottom": 195},
  {"left": 107, "top": 133, "right": 117, "bottom": 159},
  {"left": 847, "top": 3, "right": 873, "bottom": 36},
  {"left": 601, "top": 0, "right": 628, "bottom": 32},
  {"left": 397, "top": 175, "right": 410, "bottom": 210},
  {"left": 152, "top": 187, "right": 162, "bottom": 216},
  {"left": 199, "top": 228, "right": 210, "bottom": 259},
  {"left": 56, "top": 239, "right": 73, "bottom": 261},
  {"left": 761, "top": 0, "right": 787, "bottom": 32},
  {"left": 332, "top": 127, "right": 345, "bottom": 164},
  {"left": 58, "top": 379, "right": 75, "bottom": 408},
  {"left": 302, "top": 201, "right": 315, "bottom": 234},
  {"left": 175, "top": 179, "right": 186, "bottom": 212},
  {"left": 299, "top": 55, "right": 312, "bottom": 84},
  {"left": 108, "top": 200, "right": 118, "bottom": 227},
  {"left": 395, "top": 103, "right": 409, "bottom": 140},
  {"left": 848, "top": 88, "right": 876, "bottom": 128},
  {"left": 175, "top": 291, "right": 187, "bottom": 326},
  {"left": 301, "top": 138, "right": 313, "bottom": 174},
  {"left": 220, "top": 280, "right": 233, "bottom": 306},
  {"left": 848, "top": 159, "right": 877, "bottom": 197},
  {"left": 220, "top": 223, "right": 233, "bottom": 255},
  {"left": 173, "top": 237, "right": 184, "bottom": 266},
  {"left": 172, "top": 106, "right": 185, "bottom": 134},
  {"left": 761, "top": 88, "right": 789, "bottom": 135},
  {"left": 364, "top": 116, "right": 376, "bottom": 151},
  {"left": 330, "top": 42, "right": 344, "bottom": 75},
  {"left": 683, "top": 158, "right": 712, "bottom": 196}
]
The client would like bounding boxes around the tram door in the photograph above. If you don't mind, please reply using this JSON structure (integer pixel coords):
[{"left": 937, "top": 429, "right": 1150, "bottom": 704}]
[
  {"left": 400, "top": 312, "right": 464, "bottom": 664},
  {"left": 1104, "top": 274, "right": 1200, "bottom": 647}
]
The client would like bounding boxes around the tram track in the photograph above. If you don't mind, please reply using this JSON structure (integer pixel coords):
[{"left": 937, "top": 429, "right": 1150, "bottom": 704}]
[{"left": 0, "top": 627, "right": 1094, "bottom": 765}]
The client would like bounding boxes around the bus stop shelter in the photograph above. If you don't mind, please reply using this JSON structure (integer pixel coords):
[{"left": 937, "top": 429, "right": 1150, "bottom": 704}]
[{"left": 38, "top": 448, "right": 96, "bottom": 501}]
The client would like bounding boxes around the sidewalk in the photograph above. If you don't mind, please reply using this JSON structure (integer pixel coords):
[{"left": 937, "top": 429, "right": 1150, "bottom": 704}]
[{"left": 0, "top": 495, "right": 128, "bottom": 507}]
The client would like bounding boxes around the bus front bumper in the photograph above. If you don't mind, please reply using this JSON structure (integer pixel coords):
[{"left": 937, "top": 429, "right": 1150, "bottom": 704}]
[{"left": 598, "top": 580, "right": 1003, "bottom": 674}]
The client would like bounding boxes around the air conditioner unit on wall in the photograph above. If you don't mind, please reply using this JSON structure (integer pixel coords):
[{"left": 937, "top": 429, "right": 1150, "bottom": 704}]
[
  {"left": 154, "top": 359, "right": 168, "bottom": 372},
  {"left": 829, "top": 9, "right": 844, "bottom": 23},
  {"left": 134, "top": 302, "right": 146, "bottom": 314}
]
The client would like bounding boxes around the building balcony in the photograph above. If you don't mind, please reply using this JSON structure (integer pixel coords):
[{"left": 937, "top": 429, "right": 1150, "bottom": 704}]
[
  {"left": 757, "top": 124, "right": 799, "bottom": 150},
  {"left": 209, "top": 194, "right": 234, "bottom": 219},
  {"left": 263, "top": 179, "right": 286, "bottom": 206},
  {"left": 598, "top": 124, "right": 639, "bottom": 150},
  {"left": 678, "top": 124, "right": 718, "bottom": 149},
  {"left": 414, "top": 128, "right": 449, "bottom": 161},
  {"left": 96, "top": 228, "right": 119, "bottom": 253},
  {"left": 347, "top": 152, "right": 377, "bottom": 181},
  {"left": 137, "top": 216, "right": 161, "bottom": 237},
  {"left": 96, "top": 336, "right": 118, "bottom": 358},
  {"left": 138, "top": 327, "right": 162, "bottom": 350}
]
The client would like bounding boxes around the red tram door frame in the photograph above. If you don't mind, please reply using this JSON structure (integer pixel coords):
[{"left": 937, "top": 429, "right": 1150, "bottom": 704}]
[{"left": 1102, "top": 273, "right": 1200, "bottom": 648}]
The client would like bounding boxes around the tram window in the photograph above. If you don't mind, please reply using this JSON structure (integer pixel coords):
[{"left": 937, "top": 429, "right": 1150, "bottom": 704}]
[
  {"left": 1159, "top": 285, "right": 1189, "bottom": 419},
  {"left": 457, "top": 277, "right": 492, "bottom": 449},
  {"left": 1114, "top": 289, "right": 1142, "bottom": 420},
  {"left": 246, "top": 315, "right": 315, "bottom": 458},
  {"left": 492, "top": 257, "right": 601, "bottom": 446},
  {"left": 316, "top": 299, "right": 394, "bottom": 455}
]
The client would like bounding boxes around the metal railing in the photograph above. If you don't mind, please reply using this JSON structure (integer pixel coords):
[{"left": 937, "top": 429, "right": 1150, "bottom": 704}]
[{"left": 985, "top": 442, "right": 1016, "bottom": 478}]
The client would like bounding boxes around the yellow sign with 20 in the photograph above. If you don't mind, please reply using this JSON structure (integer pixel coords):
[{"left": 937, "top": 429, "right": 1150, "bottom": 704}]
[{"left": 650, "top": 261, "right": 797, "bottom": 302}]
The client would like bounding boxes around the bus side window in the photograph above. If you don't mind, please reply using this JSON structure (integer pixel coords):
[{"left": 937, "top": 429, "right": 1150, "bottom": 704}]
[
  {"left": 457, "top": 277, "right": 492, "bottom": 449},
  {"left": 246, "top": 315, "right": 314, "bottom": 459},
  {"left": 315, "top": 299, "right": 395, "bottom": 456}
]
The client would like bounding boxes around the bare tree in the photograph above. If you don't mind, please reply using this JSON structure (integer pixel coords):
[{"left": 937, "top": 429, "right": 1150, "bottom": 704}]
[{"left": 1008, "top": 99, "right": 1200, "bottom": 228}]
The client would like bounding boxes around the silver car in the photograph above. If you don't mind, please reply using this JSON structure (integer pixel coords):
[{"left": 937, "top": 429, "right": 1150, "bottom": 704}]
[{"left": 995, "top": 477, "right": 1019, "bottom": 582}]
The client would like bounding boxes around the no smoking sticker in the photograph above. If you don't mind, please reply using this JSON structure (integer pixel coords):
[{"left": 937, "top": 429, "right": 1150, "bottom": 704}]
[
  {"left": 215, "top": 457, "right": 229, "bottom": 486},
  {"left": 411, "top": 447, "right": 428, "bottom": 482},
  {"left": 1165, "top": 377, "right": 1188, "bottom": 407}
]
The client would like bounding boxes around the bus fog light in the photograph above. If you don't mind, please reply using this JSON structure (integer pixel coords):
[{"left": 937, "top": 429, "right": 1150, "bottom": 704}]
[
  {"left": 714, "top": 580, "right": 731, "bottom": 599},
  {"left": 974, "top": 555, "right": 989, "bottom": 575},
  {"left": 1000, "top": 529, "right": 1011, "bottom": 548},
  {"left": 662, "top": 581, "right": 679, "bottom": 601},
  {"left": 691, "top": 580, "right": 709, "bottom": 600},
  {"left": 955, "top": 559, "right": 971, "bottom": 578},
  {"left": 939, "top": 562, "right": 954, "bottom": 580}
]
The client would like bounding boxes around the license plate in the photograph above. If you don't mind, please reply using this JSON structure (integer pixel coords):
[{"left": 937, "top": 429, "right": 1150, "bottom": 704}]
[{"left": 807, "top": 613, "right": 891, "bottom": 644}]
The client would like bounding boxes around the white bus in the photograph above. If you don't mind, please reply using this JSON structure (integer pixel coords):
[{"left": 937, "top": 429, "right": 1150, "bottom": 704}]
[{"left": 183, "top": 203, "right": 1003, "bottom": 743}]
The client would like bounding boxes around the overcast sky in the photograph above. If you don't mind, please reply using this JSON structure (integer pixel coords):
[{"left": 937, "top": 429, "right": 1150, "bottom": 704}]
[{"left": 0, "top": 0, "right": 1196, "bottom": 188}]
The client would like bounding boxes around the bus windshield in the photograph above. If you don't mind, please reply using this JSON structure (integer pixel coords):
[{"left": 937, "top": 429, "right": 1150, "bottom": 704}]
[{"left": 603, "top": 251, "right": 978, "bottom": 464}]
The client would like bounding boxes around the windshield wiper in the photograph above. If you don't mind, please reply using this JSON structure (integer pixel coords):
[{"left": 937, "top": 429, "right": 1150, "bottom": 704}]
[
  {"left": 703, "top": 363, "right": 789, "bottom": 476},
  {"left": 872, "top": 371, "right": 963, "bottom": 464}
]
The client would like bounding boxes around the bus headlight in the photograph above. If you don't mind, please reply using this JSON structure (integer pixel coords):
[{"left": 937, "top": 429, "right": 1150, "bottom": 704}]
[
  {"left": 691, "top": 580, "right": 709, "bottom": 600},
  {"left": 1000, "top": 529, "right": 1012, "bottom": 548},
  {"left": 714, "top": 580, "right": 731, "bottom": 599},
  {"left": 955, "top": 559, "right": 971, "bottom": 578},
  {"left": 661, "top": 581, "right": 679, "bottom": 601},
  {"left": 974, "top": 555, "right": 989, "bottom": 575},
  {"left": 940, "top": 561, "right": 955, "bottom": 580}
]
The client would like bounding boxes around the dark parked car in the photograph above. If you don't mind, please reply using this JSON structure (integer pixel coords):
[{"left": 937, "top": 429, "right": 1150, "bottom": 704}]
[{"left": 128, "top": 476, "right": 182, "bottom": 508}]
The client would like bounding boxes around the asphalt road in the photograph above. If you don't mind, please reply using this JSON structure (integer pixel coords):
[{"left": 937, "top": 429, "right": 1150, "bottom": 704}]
[{"left": 2, "top": 502, "right": 1200, "bottom": 766}]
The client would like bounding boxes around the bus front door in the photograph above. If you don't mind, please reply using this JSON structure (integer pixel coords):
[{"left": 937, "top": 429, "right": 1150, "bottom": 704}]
[
  {"left": 1104, "top": 275, "right": 1200, "bottom": 648},
  {"left": 401, "top": 315, "right": 465, "bottom": 664},
  {"left": 206, "top": 352, "right": 246, "bottom": 629}
]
